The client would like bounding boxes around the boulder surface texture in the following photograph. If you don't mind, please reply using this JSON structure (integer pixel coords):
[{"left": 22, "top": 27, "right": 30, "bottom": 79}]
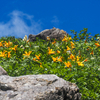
[
  {"left": 28, "top": 27, "right": 69, "bottom": 42},
  {"left": 0, "top": 66, "right": 82, "bottom": 100}
]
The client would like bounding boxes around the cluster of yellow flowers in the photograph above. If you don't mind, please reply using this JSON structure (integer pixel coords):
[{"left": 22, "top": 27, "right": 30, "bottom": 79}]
[{"left": 0, "top": 34, "right": 100, "bottom": 71}]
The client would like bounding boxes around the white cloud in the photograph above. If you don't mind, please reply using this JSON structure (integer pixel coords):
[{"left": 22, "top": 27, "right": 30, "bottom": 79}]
[
  {"left": 51, "top": 16, "right": 59, "bottom": 26},
  {"left": 0, "top": 10, "right": 42, "bottom": 39}
]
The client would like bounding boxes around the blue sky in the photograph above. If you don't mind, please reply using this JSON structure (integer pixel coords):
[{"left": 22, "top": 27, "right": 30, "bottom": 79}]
[{"left": 0, "top": 0, "right": 100, "bottom": 41}]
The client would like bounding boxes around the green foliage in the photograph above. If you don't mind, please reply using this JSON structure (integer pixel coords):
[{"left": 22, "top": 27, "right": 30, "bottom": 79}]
[{"left": 0, "top": 28, "right": 100, "bottom": 99}]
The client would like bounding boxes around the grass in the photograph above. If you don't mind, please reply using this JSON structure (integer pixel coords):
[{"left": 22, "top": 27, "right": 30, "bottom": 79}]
[{"left": 0, "top": 31, "right": 100, "bottom": 100}]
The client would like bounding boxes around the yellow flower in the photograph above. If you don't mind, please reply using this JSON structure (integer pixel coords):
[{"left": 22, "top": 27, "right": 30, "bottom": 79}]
[
  {"left": 9, "top": 45, "right": 18, "bottom": 53},
  {"left": 82, "top": 58, "right": 88, "bottom": 62},
  {"left": 57, "top": 50, "right": 60, "bottom": 53},
  {"left": 35, "top": 54, "right": 41, "bottom": 60},
  {"left": 68, "top": 37, "right": 72, "bottom": 40},
  {"left": 3, "top": 41, "right": 13, "bottom": 48},
  {"left": 0, "top": 50, "right": 12, "bottom": 58},
  {"left": 7, "top": 51, "right": 12, "bottom": 58},
  {"left": 68, "top": 54, "right": 76, "bottom": 61},
  {"left": 48, "top": 47, "right": 55, "bottom": 54},
  {"left": 90, "top": 50, "right": 94, "bottom": 55},
  {"left": 52, "top": 40, "right": 56, "bottom": 45},
  {"left": 23, "top": 51, "right": 32, "bottom": 59},
  {"left": 70, "top": 41, "right": 75, "bottom": 49},
  {"left": 77, "top": 61, "right": 84, "bottom": 67},
  {"left": 0, "top": 51, "right": 7, "bottom": 58},
  {"left": 64, "top": 61, "right": 72, "bottom": 68},
  {"left": 47, "top": 36, "right": 50, "bottom": 40},
  {"left": 0, "top": 41, "right": 4, "bottom": 47},
  {"left": 66, "top": 46, "right": 71, "bottom": 50},
  {"left": 51, "top": 56, "right": 58, "bottom": 62},
  {"left": 51, "top": 56, "right": 63, "bottom": 62},
  {"left": 57, "top": 56, "right": 63, "bottom": 62},
  {"left": 40, "top": 65, "right": 43, "bottom": 68},
  {"left": 76, "top": 56, "right": 81, "bottom": 61},
  {"left": 95, "top": 42, "right": 100, "bottom": 47},
  {"left": 62, "top": 36, "right": 68, "bottom": 42}
]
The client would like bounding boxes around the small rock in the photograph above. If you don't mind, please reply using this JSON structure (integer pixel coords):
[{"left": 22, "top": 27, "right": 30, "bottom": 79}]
[{"left": 0, "top": 66, "right": 8, "bottom": 76}]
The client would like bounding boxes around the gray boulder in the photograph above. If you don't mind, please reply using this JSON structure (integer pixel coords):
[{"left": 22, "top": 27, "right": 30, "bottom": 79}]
[
  {"left": 28, "top": 27, "right": 69, "bottom": 42},
  {"left": 0, "top": 66, "right": 8, "bottom": 76},
  {"left": 0, "top": 66, "right": 82, "bottom": 100}
]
